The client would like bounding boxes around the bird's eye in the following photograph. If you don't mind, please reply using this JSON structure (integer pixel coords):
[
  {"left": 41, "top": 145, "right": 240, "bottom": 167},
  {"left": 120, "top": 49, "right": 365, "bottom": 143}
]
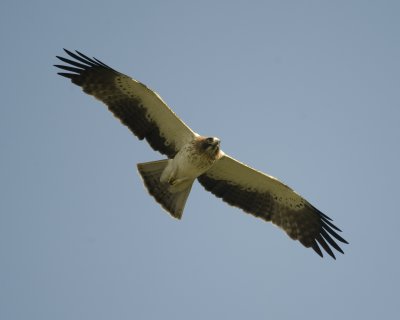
[{"left": 206, "top": 137, "right": 214, "bottom": 143}]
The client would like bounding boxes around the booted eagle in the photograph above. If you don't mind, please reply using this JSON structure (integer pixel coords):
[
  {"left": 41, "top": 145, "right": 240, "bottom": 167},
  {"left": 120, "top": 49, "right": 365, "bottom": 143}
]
[{"left": 55, "top": 49, "right": 348, "bottom": 259}]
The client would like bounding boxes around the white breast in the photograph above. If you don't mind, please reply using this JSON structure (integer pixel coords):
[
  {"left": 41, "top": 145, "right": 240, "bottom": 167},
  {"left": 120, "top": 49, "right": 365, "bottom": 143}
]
[{"left": 173, "top": 141, "right": 214, "bottom": 179}]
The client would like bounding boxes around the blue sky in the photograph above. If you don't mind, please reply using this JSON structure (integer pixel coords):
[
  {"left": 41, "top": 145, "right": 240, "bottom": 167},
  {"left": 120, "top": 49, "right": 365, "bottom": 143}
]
[{"left": 1, "top": 1, "right": 400, "bottom": 319}]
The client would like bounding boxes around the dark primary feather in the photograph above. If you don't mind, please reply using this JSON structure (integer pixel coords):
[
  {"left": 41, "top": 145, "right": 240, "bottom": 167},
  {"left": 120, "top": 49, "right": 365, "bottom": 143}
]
[
  {"left": 197, "top": 174, "right": 348, "bottom": 259},
  {"left": 54, "top": 49, "right": 178, "bottom": 158}
]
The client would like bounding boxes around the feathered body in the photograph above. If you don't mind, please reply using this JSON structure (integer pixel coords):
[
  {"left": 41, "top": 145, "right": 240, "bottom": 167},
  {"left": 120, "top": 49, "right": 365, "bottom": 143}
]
[
  {"left": 138, "top": 137, "right": 222, "bottom": 218},
  {"left": 161, "top": 136, "right": 222, "bottom": 192}
]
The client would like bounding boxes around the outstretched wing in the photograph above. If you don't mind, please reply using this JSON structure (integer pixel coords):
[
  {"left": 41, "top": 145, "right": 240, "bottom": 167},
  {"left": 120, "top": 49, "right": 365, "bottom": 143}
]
[
  {"left": 198, "top": 154, "right": 348, "bottom": 259},
  {"left": 55, "top": 49, "right": 197, "bottom": 158}
]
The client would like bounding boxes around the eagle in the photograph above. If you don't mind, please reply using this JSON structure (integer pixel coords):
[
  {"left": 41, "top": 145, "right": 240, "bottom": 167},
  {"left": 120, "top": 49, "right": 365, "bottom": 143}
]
[{"left": 55, "top": 49, "right": 348, "bottom": 259}]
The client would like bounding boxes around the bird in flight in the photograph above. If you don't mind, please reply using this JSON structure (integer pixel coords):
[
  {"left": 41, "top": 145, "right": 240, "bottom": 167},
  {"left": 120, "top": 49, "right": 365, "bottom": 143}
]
[{"left": 55, "top": 49, "right": 348, "bottom": 259}]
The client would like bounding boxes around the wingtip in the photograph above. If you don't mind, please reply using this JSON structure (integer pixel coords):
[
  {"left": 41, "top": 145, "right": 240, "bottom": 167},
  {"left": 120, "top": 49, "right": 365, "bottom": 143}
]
[
  {"left": 63, "top": 48, "right": 73, "bottom": 55},
  {"left": 56, "top": 72, "right": 75, "bottom": 79},
  {"left": 311, "top": 241, "right": 323, "bottom": 258}
]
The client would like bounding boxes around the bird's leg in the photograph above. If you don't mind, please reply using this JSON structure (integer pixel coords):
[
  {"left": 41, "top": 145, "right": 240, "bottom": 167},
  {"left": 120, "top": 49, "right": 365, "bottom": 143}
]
[
  {"left": 160, "top": 160, "right": 176, "bottom": 184},
  {"left": 169, "top": 177, "right": 188, "bottom": 186},
  {"left": 168, "top": 177, "right": 192, "bottom": 193},
  {"left": 166, "top": 171, "right": 179, "bottom": 185},
  {"left": 159, "top": 158, "right": 191, "bottom": 192}
]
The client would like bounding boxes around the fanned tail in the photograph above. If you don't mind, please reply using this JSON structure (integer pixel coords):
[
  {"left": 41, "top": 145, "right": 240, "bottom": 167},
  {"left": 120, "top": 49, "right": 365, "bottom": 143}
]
[{"left": 137, "top": 160, "right": 193, "bottom": 219}]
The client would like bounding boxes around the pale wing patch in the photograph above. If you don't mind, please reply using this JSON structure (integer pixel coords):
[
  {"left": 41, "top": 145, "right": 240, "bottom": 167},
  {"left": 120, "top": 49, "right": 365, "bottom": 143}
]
[
  {"left": 206, "top": 155, "right": 307, "bottom": 210},
  {"left": 198, "top": 154, "right": 347, "bottom": 258},
  {"left": 116, "top": 75, "right": 197, "bottom": 151},
  {"left": 55, "top": 49, "right": 197, "bottom": 158}
]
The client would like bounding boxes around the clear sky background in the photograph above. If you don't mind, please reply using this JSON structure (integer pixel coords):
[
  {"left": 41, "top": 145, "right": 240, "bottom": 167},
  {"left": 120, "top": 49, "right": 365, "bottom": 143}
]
[{"left": 1, "top": 1, "right": 399, "bottom": 319}]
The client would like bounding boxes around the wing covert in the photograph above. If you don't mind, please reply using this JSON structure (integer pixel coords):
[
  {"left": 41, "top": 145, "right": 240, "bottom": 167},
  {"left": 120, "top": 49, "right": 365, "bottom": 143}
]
[
  {"left": 55, "top": 49, "right": 196, "bottom": 158},
  {"left": 198, "top": 154, "right": 348, "bottom": 259}
]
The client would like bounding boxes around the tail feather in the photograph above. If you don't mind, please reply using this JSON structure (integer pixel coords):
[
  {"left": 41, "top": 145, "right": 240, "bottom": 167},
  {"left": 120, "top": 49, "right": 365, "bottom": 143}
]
[{"left": 137, "top": 160, "right": 193, "bottom": 219}]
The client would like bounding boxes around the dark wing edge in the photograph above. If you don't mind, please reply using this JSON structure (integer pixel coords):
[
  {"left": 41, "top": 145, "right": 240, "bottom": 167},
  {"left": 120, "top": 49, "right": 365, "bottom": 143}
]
[
  {"left": 54, "top": 49, "right": 194, "bottom": 158},
  {"left": 198, "top": 157, "right": 348, "bottom": 259}
]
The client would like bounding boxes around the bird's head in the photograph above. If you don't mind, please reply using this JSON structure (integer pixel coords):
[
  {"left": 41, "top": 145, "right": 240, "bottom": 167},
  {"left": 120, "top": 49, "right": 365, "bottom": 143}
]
[{"left": 201, "top": 137, "right": 221, "bottom": 158}]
